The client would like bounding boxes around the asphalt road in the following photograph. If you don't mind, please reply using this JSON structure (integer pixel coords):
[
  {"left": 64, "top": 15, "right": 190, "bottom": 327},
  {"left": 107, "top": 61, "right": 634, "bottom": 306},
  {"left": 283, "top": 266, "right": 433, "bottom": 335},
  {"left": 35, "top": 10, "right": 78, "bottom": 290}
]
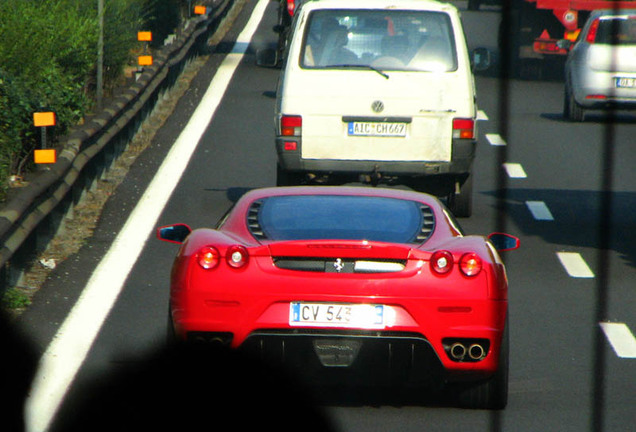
[{"left": 15, "top": 1, "right": 636, "bottom": 431}]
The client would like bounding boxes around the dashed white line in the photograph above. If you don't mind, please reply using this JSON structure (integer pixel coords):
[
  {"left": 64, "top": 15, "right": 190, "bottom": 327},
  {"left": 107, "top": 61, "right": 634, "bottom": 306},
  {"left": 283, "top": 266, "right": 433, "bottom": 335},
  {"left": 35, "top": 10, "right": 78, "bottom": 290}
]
[
  {"left": 486, "top": 133, "right": 506, "bottom": 146},
  {"left": 526, "top": 201, "right": 554, "bottom": 221},
  {"left": 484, "top": 120, "right": 634, "bottom": 362},
  {"left": 600, "top": 322, "right": 636, "bottom": 358},
  {"left": 477, "top": 110, "right": 488, "bottom": 121},
  {"left": 556, "top": 252, "right": 595, "bottom": 278},
  {"left": 503, "top": 163, "right": 527, "bottom": 178}
]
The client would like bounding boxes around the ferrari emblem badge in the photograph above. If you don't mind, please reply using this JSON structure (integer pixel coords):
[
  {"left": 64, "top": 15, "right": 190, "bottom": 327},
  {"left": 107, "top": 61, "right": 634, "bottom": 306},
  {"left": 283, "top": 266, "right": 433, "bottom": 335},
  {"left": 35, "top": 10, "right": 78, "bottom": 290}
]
[{"left": 334, "top": 258, "right": 344, "bottom": 273}]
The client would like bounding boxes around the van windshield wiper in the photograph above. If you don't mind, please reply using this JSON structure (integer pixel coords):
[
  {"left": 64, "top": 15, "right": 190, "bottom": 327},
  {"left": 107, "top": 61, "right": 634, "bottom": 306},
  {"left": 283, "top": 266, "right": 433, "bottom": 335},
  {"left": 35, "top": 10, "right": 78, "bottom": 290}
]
[{"left": 327, "top": 64, "right": 389, "bottom": 79}]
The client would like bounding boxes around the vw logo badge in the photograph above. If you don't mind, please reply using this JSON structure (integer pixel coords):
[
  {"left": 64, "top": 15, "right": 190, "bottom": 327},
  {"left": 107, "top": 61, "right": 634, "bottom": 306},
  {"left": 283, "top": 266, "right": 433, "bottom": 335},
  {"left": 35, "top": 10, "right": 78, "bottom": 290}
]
[{"left": 371, "top": 100, "right": 384, "bottom": 113}]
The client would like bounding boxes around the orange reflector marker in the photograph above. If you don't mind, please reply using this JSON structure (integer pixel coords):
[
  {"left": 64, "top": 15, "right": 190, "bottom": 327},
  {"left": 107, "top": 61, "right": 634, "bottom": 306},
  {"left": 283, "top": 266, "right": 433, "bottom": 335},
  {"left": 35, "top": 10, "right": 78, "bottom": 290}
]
[
  {"left": 34, "top": 149, "right": 57, "bottom": 164},
  {"left": 138, "top": 55, "right": 153, "bottom": 66},
  {"left": 33, "top": 112, "right": 56, "bottom": 127},
  {"left": 194, "top": 5, "right": 206, "bottom": 15},
  {"left": 137, "top": 31, "right": 152, "bottom": 42},
  {"left": 564, "top": 29, "right": 580, "bottom": 42}
]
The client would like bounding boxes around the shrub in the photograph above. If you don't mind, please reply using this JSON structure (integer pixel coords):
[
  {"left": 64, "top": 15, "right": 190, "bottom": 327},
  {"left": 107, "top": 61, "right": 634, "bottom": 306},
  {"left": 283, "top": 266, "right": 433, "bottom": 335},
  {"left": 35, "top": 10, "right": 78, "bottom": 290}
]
[{"left": 0, "top": 0, "right": 189, "bottom": 201}]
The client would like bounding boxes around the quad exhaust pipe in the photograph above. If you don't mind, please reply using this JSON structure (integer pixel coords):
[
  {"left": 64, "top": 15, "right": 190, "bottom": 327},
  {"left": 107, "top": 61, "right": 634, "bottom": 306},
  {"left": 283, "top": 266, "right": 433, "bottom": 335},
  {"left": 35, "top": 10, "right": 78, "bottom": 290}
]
[
  {"left": 447, "top": 340, "right": 488, "bottom": 362},
  {"left": 468, "top": 343, "right": 486, "bottom": 360},
  {"left": 450, "top": 342, "right": 467, "bottom": 360}
]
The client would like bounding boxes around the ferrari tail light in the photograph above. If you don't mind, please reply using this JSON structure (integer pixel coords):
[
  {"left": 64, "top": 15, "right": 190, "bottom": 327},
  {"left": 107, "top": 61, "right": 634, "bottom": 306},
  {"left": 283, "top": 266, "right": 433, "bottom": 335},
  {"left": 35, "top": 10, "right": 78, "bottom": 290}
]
[
  {"left": 452, "top": 118, "right": 475, "bottom": 139},
  {"left": 280, "top": 115, "right": 302, "bottom": 136},
  {"left": 459, "top": 253, "right": 482, "bottom": 277},
  {"left": 430, "top": 250, "right": 454, "bottom": 275},
  {"left": 197, "top": 247, "right": 220, "bottom": 270},
  {"left": 197, "top": 246, "right": 249, "bottom": 270},
  {"left": 586, "top": 19, "right": 600, "bottom": 43},
  {"left": 226, "top": 245, "right": 249, "bottom": 269}
]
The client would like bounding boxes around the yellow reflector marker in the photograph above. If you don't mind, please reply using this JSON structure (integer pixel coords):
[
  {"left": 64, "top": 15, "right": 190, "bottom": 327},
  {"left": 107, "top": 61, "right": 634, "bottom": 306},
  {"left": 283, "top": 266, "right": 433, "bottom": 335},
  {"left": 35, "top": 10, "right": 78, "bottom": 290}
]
[
  {"left": 564, "top": 29, "right": 580, "bottom": 42},
  {"left": 138, "top": 55, "right": 153, "bottom": 66},
  {"left": 33, "top": 112, "right": 56, "bottom": 127},
  {"left": 137, "top": 31, "right": 152, "bottom": 42},
  {"left": 34, "top": 149, "right": 57, "bottom": 164}
]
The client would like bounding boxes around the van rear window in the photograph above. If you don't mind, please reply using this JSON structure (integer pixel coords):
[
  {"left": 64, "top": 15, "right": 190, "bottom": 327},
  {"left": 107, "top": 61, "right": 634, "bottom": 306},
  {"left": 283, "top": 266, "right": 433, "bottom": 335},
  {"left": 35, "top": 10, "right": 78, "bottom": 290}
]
[{"left": 301, "top": 9, "right": 457, "bottom": 72}]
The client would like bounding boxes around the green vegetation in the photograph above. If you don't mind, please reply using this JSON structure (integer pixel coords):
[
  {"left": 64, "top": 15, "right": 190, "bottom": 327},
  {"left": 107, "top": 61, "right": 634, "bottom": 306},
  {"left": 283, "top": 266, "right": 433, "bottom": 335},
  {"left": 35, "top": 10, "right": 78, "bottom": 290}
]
[
  {"left": 0, "top": 0, "right": 185, "bottom": 201},
  {"left": 1, "top": 287, "right": 31, "bottom": 309}
]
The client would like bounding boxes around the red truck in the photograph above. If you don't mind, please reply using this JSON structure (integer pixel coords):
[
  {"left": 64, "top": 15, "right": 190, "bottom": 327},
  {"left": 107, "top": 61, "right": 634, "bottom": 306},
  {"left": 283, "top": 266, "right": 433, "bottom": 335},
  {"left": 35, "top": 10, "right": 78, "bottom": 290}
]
[{"left": 472, "top": 0, "right": 636, "bottom": 78}]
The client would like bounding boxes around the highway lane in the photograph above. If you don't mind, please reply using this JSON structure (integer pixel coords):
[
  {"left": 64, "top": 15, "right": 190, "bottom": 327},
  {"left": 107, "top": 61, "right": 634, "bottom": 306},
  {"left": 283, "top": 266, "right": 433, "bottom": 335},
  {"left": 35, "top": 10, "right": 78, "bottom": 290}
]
[{"left": 18, "top": 1, "right": 635, "bottom": 431}]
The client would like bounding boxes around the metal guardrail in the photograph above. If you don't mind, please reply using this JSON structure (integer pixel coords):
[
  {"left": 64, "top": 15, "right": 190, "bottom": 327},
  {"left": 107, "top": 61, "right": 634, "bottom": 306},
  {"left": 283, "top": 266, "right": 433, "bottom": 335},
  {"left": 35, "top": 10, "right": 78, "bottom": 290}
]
[{"left": 0, "top": 0, "right": 234, "bottom": 291}]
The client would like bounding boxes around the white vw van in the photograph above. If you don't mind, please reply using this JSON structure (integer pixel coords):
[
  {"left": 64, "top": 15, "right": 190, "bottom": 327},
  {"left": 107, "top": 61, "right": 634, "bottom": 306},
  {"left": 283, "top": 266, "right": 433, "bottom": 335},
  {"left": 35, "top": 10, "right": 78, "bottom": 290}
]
[{"left": 269, "top": 0, "right": 488, "bottom": 217}]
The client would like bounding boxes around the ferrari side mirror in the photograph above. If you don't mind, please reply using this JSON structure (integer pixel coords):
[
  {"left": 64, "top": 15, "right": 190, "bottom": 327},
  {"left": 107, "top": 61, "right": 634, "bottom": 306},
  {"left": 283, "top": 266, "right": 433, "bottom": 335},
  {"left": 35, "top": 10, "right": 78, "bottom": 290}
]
[
  {"left": 157, "top": 224, "right": 191, "bottom": 244},
  {"left": 488, "top": 233, "right": 520, "bottom": 251}
]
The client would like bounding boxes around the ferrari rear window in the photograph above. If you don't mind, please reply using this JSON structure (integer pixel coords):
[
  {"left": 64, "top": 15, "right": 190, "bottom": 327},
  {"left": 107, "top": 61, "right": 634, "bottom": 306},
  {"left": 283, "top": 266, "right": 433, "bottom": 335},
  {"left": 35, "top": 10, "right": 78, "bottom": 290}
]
[{"left": 253, "top": 195, "right": 433, "bottom": 243}]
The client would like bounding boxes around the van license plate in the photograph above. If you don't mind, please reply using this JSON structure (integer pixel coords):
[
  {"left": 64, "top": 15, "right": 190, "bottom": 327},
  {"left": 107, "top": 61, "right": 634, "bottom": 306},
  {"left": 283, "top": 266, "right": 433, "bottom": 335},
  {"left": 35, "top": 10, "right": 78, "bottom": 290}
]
[
  {"left": 615, "top": 77, "right": 636, "bottom": 88},
  {"left": 348, "top": 122, "right": 407, "bottom": 137}
]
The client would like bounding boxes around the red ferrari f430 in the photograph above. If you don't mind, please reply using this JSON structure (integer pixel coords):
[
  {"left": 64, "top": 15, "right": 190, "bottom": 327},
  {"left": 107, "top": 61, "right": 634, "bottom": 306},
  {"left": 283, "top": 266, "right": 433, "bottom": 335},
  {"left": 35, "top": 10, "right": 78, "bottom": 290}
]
[{"left": 157, "top": 186, "right": 519, "bottom": 409}]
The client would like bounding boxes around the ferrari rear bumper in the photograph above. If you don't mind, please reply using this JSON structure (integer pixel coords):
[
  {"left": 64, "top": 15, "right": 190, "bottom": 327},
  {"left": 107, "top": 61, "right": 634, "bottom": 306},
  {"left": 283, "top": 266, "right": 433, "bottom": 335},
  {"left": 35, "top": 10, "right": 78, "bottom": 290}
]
[{"left": 245, "top": 329, "right": 447, "bottom": 387}]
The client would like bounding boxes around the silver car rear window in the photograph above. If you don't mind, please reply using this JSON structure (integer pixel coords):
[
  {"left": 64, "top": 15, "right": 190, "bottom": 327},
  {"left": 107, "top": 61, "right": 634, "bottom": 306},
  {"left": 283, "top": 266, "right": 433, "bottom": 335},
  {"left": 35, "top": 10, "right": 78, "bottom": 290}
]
[{"left": 595, "top": 17, "right": 636, "bottom": 45}]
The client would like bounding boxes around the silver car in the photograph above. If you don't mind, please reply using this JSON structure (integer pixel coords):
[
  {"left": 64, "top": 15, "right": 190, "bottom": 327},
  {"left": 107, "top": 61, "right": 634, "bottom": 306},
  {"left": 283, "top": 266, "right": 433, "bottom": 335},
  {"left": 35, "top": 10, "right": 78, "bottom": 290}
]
[{"left": 562, "top": 9, "right": 636, "bottom": 121}]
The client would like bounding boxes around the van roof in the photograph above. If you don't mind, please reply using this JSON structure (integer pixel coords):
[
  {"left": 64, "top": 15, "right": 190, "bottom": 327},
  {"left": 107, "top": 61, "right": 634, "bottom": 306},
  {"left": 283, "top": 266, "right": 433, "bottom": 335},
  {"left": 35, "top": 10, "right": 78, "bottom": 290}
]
[{"left": 299, "top": 0, "right": 457, "bottom": 13}]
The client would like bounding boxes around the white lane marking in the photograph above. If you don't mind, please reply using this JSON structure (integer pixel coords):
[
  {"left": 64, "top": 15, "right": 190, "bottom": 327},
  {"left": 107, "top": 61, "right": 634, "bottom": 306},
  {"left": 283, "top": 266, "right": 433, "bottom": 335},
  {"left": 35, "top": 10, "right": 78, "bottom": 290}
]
[
  {"left": 526, "top": 201, "right": 554, "bottom": 221},
  {"left": 24, "top": 2, "right": 270, "bottom": 431},
  {"left": 556, "top": 252, "right": 595, "bottom": 278},
  {"left": 600, "top": 322, "right": 636, "bottom": 358},
  {"left": 477, "top": 110, "right": 488, "bottom": 121},
  {"left": 503, "top": 163, "right": 527, "bottom": 178},
  {"left": 486, "top": 133, "right": 506, "bottom": 146}
]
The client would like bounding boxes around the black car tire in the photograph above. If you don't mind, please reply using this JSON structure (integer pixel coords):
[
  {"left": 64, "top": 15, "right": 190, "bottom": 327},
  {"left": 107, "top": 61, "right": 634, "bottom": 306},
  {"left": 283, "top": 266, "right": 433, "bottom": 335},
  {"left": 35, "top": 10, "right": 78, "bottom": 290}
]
[
  {"left": 564, "top": 83, "right": 585, "bottom": 122},
  {"left": 167, "top": 308, "right": 177, "bottom": 345},
  {"left": 447, "top": 174, "right": 473, "bottom": 218},
  {"left": 276, "top": 164, "right": 303, "bottom": 186},
  {"left": 467, "top": 0, "right": 481, "bottom": 11},
  {"left": 455, "top": 318, "right": 509, "bottom": 409}
]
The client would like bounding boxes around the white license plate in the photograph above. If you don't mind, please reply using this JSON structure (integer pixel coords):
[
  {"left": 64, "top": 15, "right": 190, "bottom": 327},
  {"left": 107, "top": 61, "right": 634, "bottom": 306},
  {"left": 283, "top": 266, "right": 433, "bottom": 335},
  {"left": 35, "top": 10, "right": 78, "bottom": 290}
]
[
  {"left": 290, "top": 302, "right": 384, "bottom": 328},
  {"left": 348, "top": 122, "right": 407, "bottom": 137},
  {"left": 615, "top": 77, "right": 636, "bottom": 88}
]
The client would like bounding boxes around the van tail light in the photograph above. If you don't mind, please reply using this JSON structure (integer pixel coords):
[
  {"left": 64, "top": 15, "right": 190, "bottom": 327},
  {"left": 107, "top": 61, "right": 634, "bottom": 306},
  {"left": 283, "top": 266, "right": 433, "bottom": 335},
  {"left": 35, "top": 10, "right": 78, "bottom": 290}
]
[
  {"left": 431, "top": 250, "right": 454, "bottom": 275},
  {"left": 586, "top": 19, "right": 600, "bottom": 43},
  {"left": 452, "top": 118, "right": 475, "bottom": 140},
  {"left": 287, "top": 0, "right": 295, "bottom": 16},
  {"left": 197, "top": 247, "right": 220, "bottom": 270},
  {"left": 226, "top": 245, "right": 249, "bottom": 269},
  {"left": 459, "top": 253, "right": 482, "bottom": 277},
  {"left": 280, "top": 115, "right": 302, "bottom": 136}
]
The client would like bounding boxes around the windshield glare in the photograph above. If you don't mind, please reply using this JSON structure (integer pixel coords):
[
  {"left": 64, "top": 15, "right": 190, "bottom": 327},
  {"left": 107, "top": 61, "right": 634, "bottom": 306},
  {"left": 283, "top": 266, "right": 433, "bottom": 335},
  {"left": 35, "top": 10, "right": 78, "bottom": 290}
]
[{"left": 300, "top": 9, "right": 458, "bottom": 72}]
